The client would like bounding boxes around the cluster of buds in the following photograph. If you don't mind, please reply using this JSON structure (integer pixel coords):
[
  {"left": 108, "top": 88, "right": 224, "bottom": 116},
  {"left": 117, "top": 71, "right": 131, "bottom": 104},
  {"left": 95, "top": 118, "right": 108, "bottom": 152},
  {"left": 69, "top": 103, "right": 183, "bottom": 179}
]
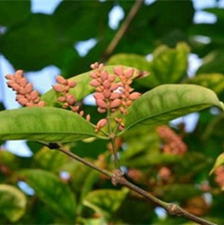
[
  {"left": 90, "top": 62, "right": 141, "bottom": 131},
  {"left": 214, "top": 165, "right": 224, "bottom": 189},
  {"left": 157, "top": 166, "right": 172, "bottom": 181},
  {"left": 52, "top": 76, "right": 90, "bottom": 120},
  {"left": 5, "top": 70, "right": 45, "bottom": 107},
  {"left": 127, "top": 168, "right": 144, "bottom": 183},
  {"left": 156, "top": 125, "right": 187, "bottom": 155}
]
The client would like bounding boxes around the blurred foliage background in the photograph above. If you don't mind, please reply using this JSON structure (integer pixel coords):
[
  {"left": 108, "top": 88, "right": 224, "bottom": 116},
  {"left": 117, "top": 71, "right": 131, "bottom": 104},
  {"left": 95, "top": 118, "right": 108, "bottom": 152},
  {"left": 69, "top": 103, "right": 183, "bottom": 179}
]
[{"left": 0, "top": 0, "right": 224, "bottom": 224}]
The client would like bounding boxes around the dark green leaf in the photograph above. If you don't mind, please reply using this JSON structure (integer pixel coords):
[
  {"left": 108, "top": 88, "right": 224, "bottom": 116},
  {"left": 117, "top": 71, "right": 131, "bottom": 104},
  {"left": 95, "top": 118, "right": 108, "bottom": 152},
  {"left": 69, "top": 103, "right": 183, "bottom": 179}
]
[
  {"left": 1, "top": 14, "right": 60, "bottom": 70},
  {"left": 0, "top": 107, "right": 96, "bottom": 142},
  {"left": 123, "top": 84, "right": 223, "bottom": 132},
  {"left": 0, "top": 184, "right": 26, "bottom": 222},
  {"left": 21, "top": 169, "right": 76, "bottom": 221},
  {"left": 0, "top": 0, "right": 31, "bottom": 27}
]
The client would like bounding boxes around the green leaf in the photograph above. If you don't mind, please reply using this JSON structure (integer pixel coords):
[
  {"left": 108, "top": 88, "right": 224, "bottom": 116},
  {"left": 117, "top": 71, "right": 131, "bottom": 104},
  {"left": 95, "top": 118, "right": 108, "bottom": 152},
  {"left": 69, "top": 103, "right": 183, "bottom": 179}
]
[
  {"left": 0, "top": 107, "right": 96, "bottom": 142},
  {"left": 123, "top": 84, "right": 223, "bottom": 131},
  {"left": 209, "top": 152, "right": 224, "bottom": 175},
  {"left": 34, "top": 146, "right": 69, "bottom": 171},
  {"left": 185, "top": 73, "right": 224, "bottom": 95},
  {"left": 151, "top": 42, "right": 190, "bottom": 85},
  {"left": 21, "top": 169, "right": 76, "bottom": 222},
  {"left": 0, "top": 184, "right": 26, "bottom": 222},
  {"left": 42, "top": 65, "right": 149, "bottom": 106},
  {"left": 1, "top": 14, "right": 60, "bottom": 70},
  {"left": 83, "top": 188, "right": 129, "bottom": 219},
  {"left": 0, "top": 0, "right": 31, "bottom": 27}
]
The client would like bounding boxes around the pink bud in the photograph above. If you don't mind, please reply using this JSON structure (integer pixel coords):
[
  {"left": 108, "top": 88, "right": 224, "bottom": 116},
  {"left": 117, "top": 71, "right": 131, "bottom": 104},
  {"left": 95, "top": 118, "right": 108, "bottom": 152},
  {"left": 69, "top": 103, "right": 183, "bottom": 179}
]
[
  {"left": 18, "top": 87, "right": 26, "bottom": 95},
  {"left": 66, "top": 95, "right": 76, "bottom": 105},
  {"left": 17, "top": 97, "right": 28, "bottom": 105},
  {"left": 56, "top": 76, "right": 67, "bottom": 85},
  {"left": 79, "top": 110, "right": 84, "bottom": 117},
  {"left": 90, "top": 72, "right": 98, "bottom": 79},
  {"left": 103, "top": 80, "right": 111, "bottom": 89},
  {"left": 71, "top": 106, "right": 79, "bottom": 112},
  {"left": 90, "top": 79, "right": 101, "bottom": 87},
  {"left": 86, "top": 114, "right": 91, "bottom": 122},
  {"left": 33, "top": 97, "right": 40, "bottom": 103},
  {"left": 110, "top": 99, "right": 121, "bottom": 109},
  {"left": 53, "top": 84, "right": 64, "bottom": 92},
  {"left": 129, "top": 92, "right": 141, "bottom": 100},
  {"left": 19, "top": 77, "right": 28, "bottom": 87},
  {"left": 90, "top": 62, "right": 99, "bottom": 70},
  {"left": 7, "top": 81, "right": 20, "bottom": 91},
  {"left": 110, "top": 83, "right": 119, "bottom": 91},
  {"left": 103, "top": 89, "right": 111, "bottom": 99},
  {"left": 68, "top": 80, "right": 76, "bottom": 88},
  {"left": 113, "top": 66, "right": 123, "bottom": 76},
  {"left": 96, "top": 99, "right": 107, "bottom": 109},
  {"left": 125, "top": 68, "right": 134, "bottom": 78},
  {"left": 58, "top": 96, "right": 66, "bottom": 102},
  {"left": 5, "top": 74, "right": 14, "bottom": 80},
  {"left": 97, "top": 107, "right": 106, "bottom": 113},
  {"left": 26, "top": 102, "right": 34, "bottom": 107},
  {"left": 14, "top": 70, "right": 23, "bottom": 81},
  {"left": 38, "top": 101, "right": 46, "bottom": 107},
  {"left": 101, "top": 71, "right": 108, "bottom": 81},
  {"left": 94, "top": 92, "right": 104, "bottom": 100},
  {"left": 97, "top": 118, "right": 107, "bottom": 128},
  {"left": 110, "top": 92, "right": 120, "bottom": 100},
  {"left": 30, "top": 90, "right": 39, "bottom": 100},
  {"left": 25, "top": 83, "right": 33, "bottom": 93},
  {"left": 108, "top": 75, "right": 116, "bottom": 82}
]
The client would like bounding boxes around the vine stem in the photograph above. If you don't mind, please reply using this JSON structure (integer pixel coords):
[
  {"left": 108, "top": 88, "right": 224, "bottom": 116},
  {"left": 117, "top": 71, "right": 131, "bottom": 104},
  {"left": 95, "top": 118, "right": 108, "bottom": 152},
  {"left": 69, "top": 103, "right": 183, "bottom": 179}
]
[{"left": 44, "top": 143, "right": 217, "bottom": 225}]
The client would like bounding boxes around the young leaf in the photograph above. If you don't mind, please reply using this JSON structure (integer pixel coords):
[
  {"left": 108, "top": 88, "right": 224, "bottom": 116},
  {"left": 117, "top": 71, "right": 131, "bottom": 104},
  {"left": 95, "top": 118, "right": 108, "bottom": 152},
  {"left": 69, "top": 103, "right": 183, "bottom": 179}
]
[
  {"left": 20, "top": 169, "right": 76, "bottom": 222},
  {"left": 41, "top": 65, "right": 149, "bottom": 106},
  {"left": 209, "top": 152, "right": 224, "bottom": 175},
  {"left": 123, "top": 84, "right": 223, "bottom": 131},
  {"left": 0, "top": 107, "right": 96, "bottom": 142},
  {"left": 0, "top": 184, "right": 27, "bottom": 222}
]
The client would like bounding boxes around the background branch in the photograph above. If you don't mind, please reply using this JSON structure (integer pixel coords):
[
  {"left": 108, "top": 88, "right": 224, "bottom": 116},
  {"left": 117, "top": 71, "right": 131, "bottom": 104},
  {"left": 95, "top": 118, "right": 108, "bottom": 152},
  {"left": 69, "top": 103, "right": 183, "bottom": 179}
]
[
  {"left": 103, "top": 0, "right": 144, "bottom": 60},
  {"left": 45, "top": 143, "right": 217, "bottom": 225}
]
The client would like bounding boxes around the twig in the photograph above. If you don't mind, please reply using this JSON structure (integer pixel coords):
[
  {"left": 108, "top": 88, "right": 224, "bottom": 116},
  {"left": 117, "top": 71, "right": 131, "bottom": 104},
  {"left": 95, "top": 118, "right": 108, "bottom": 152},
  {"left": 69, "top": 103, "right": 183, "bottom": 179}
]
[
  {"left": 44, "top": 143, "right": 217, "bottom": 225},
  {"left": 103, "top": 0, "right": 144, "bottom": 59}
]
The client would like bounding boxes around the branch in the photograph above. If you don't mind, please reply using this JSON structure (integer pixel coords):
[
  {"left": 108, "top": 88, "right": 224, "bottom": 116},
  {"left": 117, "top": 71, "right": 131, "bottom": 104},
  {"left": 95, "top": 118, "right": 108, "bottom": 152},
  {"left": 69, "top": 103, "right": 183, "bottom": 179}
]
[
  {"left": 103, "top": 0, "right": 144, "bottom": 59},
  {"left": 44, "top": 143, "right": 217, "bottom": 225}
]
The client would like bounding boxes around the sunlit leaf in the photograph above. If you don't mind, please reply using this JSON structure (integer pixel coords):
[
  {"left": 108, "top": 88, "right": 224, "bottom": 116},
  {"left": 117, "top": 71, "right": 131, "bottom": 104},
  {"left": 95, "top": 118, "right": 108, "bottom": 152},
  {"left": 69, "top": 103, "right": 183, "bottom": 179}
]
[
  {"left": 21, "top": 169, "right": 76, "bottom": 222},
  {"left": 0, "top": 107, "right": 96, "bottom": 142},
  {"left": 209, "top": 152, "right": 224, "bottom": 175},
  {"left": 0, "top": 184, "right": 26, "bottom": 222},
  {"left": 83, "top": 188, "right": 129, "bottom": 219},
  {"left": 41, "top": 65, "right": 150, "bottom": 106},
  {"left": 185, "top": 73, "right": 224, "bottom": 95},
  {"left": 151, "top": 42, "right": 190, "bottom": 85},
  {"left": 123, "top": 84, "right": 223, "bottom": 131}
]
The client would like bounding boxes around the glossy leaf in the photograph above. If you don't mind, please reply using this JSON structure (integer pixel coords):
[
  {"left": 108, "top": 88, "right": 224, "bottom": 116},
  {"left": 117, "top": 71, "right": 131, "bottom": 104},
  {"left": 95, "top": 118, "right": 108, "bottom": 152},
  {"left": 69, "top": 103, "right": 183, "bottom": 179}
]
[
  {"left": 83, "top": 188, "right": 129, "bottom": 219},
  {"left": 0, "top": 1, "right": 31, "bottom": 27},
  {"left": 0, "top": 184, "right": 27, "bottom": 222},
  {"left": 41, "top": 65, "right": 150, "bottom": 106},
  {"left": 0, "top": 107, "right": 96, "bottom": 142},
  {"left": 123, "top": 84, "right": 223, "bottom": 131},
  {"left": 20, "top": 169, "right": 76, "bottom": 221},
  {"left": 185, "top": 73, "right": 224, "bottom": 95},
  {"left": 151, "top": 42, "right": 190, "bottom": 85},
  {"left": 210, "top": 152, "right": 224, "bottom": 175}
]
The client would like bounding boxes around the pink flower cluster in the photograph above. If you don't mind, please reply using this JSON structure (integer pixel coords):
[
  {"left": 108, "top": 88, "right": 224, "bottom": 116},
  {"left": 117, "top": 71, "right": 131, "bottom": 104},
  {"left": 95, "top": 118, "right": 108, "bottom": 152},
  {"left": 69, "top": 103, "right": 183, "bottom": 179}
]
[
  {"left": 214, "top": 165, "right": 224, "bottom": 189},
  {"left": 158, "top": 166, "right": 172, "bottom": 181},
  {"left": 52, "top": 76, "right": 90, "bottom": 120},
  {"left": 5, "top": 70, "right": 45, "bottom": 107},
  {"left": 90, "top": 62, "right": 141, "bottom": 131},
  {"left": 156, "top": 125, "right": 187, "bottom": 155}
]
